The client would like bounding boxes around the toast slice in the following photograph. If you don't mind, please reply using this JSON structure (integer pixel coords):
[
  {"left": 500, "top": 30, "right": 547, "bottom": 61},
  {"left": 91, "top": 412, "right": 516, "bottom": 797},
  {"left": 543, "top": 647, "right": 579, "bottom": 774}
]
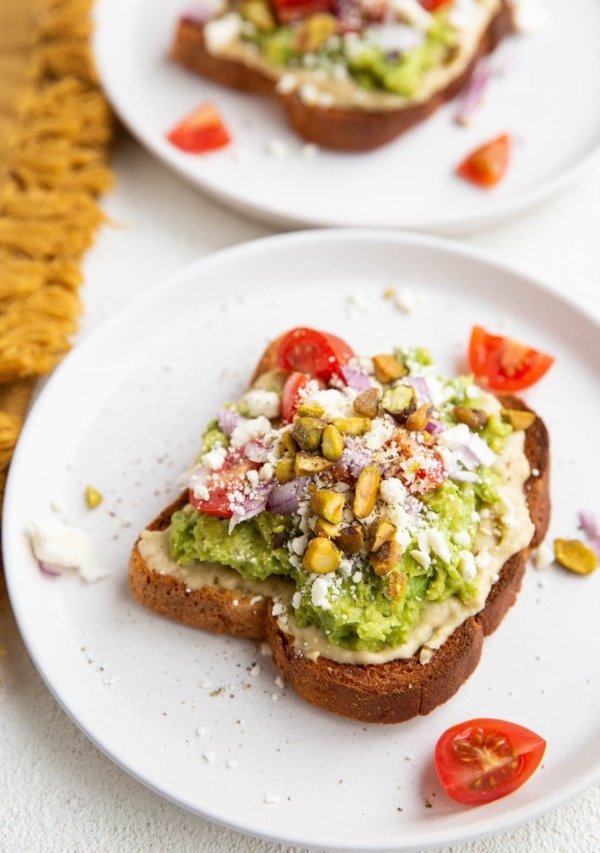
[
  {"left": 171, "top": 0, "right": 514, "bottom": 152},
  {"left": 129, "top": 334, "right": 550, "bottom": 723}
]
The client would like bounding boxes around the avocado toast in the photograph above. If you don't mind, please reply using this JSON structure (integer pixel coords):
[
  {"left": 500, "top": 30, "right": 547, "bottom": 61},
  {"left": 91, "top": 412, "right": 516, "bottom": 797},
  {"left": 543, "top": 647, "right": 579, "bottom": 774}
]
[
  {"left": 130, "top": 327, "right": 549, "bottom": 723},
  {"left": 171, "top": 0, "right": 514, "bottom": 151}
]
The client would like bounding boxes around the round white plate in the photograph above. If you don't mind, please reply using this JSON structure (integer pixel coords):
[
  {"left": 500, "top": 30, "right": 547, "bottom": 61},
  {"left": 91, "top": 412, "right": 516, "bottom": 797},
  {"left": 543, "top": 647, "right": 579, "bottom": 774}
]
[
  {"left": 3, "top": 231, "right": 600, "bottom": 852},
  {"left": 92, "top": 0, "right": 600, "bottom": 232}
]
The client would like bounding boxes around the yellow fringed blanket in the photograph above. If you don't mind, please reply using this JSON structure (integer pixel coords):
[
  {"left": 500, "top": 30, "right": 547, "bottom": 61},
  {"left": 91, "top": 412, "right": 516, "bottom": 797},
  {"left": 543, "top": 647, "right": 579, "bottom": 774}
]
[{"left": 0, "top": 0, "right": 113, "bottom": 545}]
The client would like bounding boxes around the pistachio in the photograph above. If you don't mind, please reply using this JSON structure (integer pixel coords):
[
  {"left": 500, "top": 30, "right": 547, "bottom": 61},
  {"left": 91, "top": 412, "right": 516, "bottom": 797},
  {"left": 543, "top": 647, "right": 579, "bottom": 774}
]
[
  {"left": 353, "top": 387, "right": 380, "bottom": 419},
  {"left": 353, "top": 465, "right": 381, "bottom": 518},
  {"left": 454, "top": 405, "right": 489, "bottom": 430},
  {"left": 332, "top": 417, "right": 372, "bottom": 436},
  {"left": 501, "top": 408, "right": 536, "bottom": 431},
  {"left": 369, "top": 519, "right": 396, "bottom": 552},
  {"left": 405, "top": 403, "right": 434, "bottom": 432},
  {"left": 321, "top": 423, "right": 344, "bottom": 461},
  {"left": 252, "top": 367, "right": 289, "bottom": 393},
  {"left": 314, "top": 518, "right": 341, "bottom": 539},
  {"left": 335, "top": 524, "right": 364, "bottom": 554},
  {"left": 302, "top": 537, "right": 341, "bottom": 573},
  {"left": 310, "top": 489, "right": 345, "bottom": 524},
  {"left": 241, "top": 0, "right": 276, "bottom": 29},
  {"left": 296, "top": 401, "right": 325, "bottom": 418},
  {"left": 384, "top": 569, "right": 407, "bottom": 601},
  {"left": 370, "top": 539, "right": 402, "bottom": 576},
  {"left": 554, "top": 539, "right": 599, "bottom": 575},
  {"left": 275, "top": 458, "right": 295, "bottom": 483},
  {"left": 294, "top": 452, "right": 333, "bottom": 476},
  {"left": 372, "top": 353, "right": 407, "bottom": 383},
  {"left": 279, "top": 429, "right": 298, "bottom": 456},
  {"left": 381, "top": 384, "right": 417, "bottom": 422},
  {"left": 292, "top": 12, "right": 338, "bottom": 52},
  {"left": 85, "top": 486, "right": 103, "bottom": 508},
  {"left": 292, "top": 416, "right": 326, "bottom": 451}
]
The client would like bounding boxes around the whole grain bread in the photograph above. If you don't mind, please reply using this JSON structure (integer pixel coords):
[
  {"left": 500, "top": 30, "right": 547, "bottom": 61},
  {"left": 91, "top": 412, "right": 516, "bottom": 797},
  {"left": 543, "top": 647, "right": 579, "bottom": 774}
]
[
  {"left": 129, "top": 365, "right": 550, "bottom": 723},
  {"left": 171, "top": 1, "right": 513, "bottom": 152}
]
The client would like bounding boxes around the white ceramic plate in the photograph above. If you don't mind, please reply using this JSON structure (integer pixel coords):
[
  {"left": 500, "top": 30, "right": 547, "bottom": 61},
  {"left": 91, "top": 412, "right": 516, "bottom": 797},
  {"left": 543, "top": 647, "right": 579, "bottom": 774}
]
[
  {"left": 92, "top": 0, "right": 600, "bottom": 232},
  {"left": 4, "top": 231, "right": 600, "bottom": 852}
]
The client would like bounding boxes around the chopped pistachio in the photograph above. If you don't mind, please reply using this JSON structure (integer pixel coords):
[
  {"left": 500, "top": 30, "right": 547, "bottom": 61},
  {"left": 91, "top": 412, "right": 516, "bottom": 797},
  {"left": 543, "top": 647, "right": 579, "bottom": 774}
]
[
  {"left": 332, "top": 417, "right": 371, "bottom": 436},
  {"left": 335, "top": 524, "right": 364, "bottom": 554},
  {"left": 454, "top": 405, "right": 488, "bottom": 430},
  {"left": 314, "top": 518, "right": 341, "bottom": 538},
  {"left": 372, "top": 353, "right": 407, "bottom": 383},
  {"left": 353, "top": 387, "right": 380, "bottom": 419},
  {"left": 275, "top": 458, "right": 295, "bottom": 483},
  {"left": 85, "top": 486, "right": 103, "bottom": 509},
  {"left": 279, "top": 429, "right": 298, "bottom": 456},
  {"left": 292, "top": 12, "right": 338, "bottom": 52},
  {"left": 405, "top": 403, "right": 434, "bottom": 432},
  {"left": 381, "top": 384, "right": 417, "bottom": 422},
  {"left": 554, "top": 539, "right": 598, "bottom": 575},
  {"left": 353, "top": 465, "right": 381, "bottom": 518},
  {"left": 303, "top": 537, "right": 341, "bottom": 573},
  {"left": 241, "top": 0, "right": 276, "bottom": 29},
  {"left": 321, "top": 424, "right": 344, "bottom": 461},
  {"left": 296, "top": 401, "right": 325, "bottom": 418},
  {"left": 370, "top": 519, "right": 396, "bottom": 552},
  {"left": 384, "top": 569, "right": 407, "bottom": 600},
  {"left": 501, "top": 408, "right": 536, "bottom": 431},
  {"left": 370, "top": 539, "right": 402, "bottom": 576},
  {"left": 252, "top": 367, "right": 289, "bottom": 393},
  {"left": 310, "top": 489, "right": 345, "bottom": 524},
  {"left": 292, "top": 416, "right": 326, "bottom": 452},
  {"left": 294, "top": 452, "right": 333, "bottom": 476}
]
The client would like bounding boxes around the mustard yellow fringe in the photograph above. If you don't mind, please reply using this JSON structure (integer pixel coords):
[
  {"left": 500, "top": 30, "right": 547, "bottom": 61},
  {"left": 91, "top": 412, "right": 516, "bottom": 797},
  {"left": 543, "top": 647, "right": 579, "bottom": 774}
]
[{"left": 0, "top": 0, "right": 114, "bottom": 524}]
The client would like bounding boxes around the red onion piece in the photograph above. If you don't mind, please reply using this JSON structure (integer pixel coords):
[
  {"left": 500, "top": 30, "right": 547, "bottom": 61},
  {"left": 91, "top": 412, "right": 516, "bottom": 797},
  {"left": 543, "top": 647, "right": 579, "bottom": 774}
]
[
  {"left": 268, "top": 477, "right": 309, "bottom": 515},
  {"left": 578, "top": 510, "right": 600, "bottom": 556},
  {"left": 38, "top": 560, "right": 62, "bottom": 578},
  {"left": 338, "top": 438, "right": 371, "bottom": 478},
  {"left": 180, "top": 1, "right": 223, "bottom": 24},
  {"left": 217, "top": 408, "right": 242, "bottom": 437},
  {"left": 425, "top": 419, "right": 445, "bottom": 435},
  {"left": 243, "top": 439, "right": 269, "bottom": 463},
  {"left": 341, "top": 365, "right": 372, "bottom": 392},
  {"left": 455, "top": 61, "right": 492, "bottom": 126},
  {"left": 401, "top": 375, "right": 432, "bottom": 404},
  {"left": 228, "top": 481, "right": 274, "bottom": 532}
]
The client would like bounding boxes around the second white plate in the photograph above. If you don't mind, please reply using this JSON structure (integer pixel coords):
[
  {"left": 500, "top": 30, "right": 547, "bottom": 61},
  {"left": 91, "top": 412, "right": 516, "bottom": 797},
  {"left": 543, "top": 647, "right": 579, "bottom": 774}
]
[
  {"left": 4, "top": 231, "right": 600, "bottom": 851},
  {"left": 93, "top": 0, "right": 600, "bottom": 231}
]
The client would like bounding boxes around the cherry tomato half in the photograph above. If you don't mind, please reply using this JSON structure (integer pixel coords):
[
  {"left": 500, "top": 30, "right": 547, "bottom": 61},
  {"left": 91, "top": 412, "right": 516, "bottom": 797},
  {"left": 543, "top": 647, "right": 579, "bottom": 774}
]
[
  {"left": 420, "top": 0, "right": 452, "bottom": 10},
  {"left": 275, "top": 328, "right": 355, "bottom": 383},
  {"left": 468, "top": 325, "right": 555, "bottom": 392},
  {"left": 434, "top": 718, "right": 546, "bottom": 806},
  {"left": 456, "top": 133, "right": 511, "bottom": 188},
  {"left": 271, "top": 0, "right": 333, "bottom": 22},
  {"left": 167, "top": 101, "right": 231, "bottom": 154},
  {"left": 281, "top": 371, "right": 310, "bottom": 422},
  {"left": 189, "top": 451, "right": 259, "bottom": 518}
]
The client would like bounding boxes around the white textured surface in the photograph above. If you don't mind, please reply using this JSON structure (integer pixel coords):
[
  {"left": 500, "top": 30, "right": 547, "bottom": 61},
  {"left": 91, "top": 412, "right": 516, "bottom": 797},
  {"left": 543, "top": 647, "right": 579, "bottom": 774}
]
[{"left": 2, "top": 130, "right": 600, "bottom": 852}]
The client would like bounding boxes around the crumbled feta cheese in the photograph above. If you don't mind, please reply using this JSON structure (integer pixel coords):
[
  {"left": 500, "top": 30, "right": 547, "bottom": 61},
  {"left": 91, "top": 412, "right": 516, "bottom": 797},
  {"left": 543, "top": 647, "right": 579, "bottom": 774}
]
[
  {"left": 380, "top": 477, "right": 407, "bottom": 505},
  {"left": 263, "top": 794, "right": 281, "bottom": 805},
  {"left": 203, "top": 13, "right": 242, "bottom": 53},
  {"left": 428, "top": 529, "right": 451, "bottom": 564},
  {"left": 363, "top": 418, "right": 394, "bottom": 451},
  {"left": 203, "top": 750, "right": 216, "bottom": 763},
  {"left": 410, "top": 549, "right": 431, "bottom": 570},
  {"left": 389, "top": 0, "right": 433, "bottom": 30},
  {"left": 246, "top": 469, "right": 259, "bottom": 487},
  {"left": 271, "top": 601, "right": 286, "bottom": 617},
  {"left": 240, "top": 389, "right": 280, "bottom": 418},
  {"left": 292, "top": 591, "right": 302, "bottom": 609},
  {"left": 230, "top": 415, "right": 272, "bottom": 448},
  {"left": 458, "top": 550, "right": 477, "bottom": 582},
  {"left": 275, "top": 72, "right": 297, "bottom": 94},
  {"left": 533, "top": 542, "right": 554, "bottom": 570},
  {"left": 203, "top": 445, "right": 227, "bottom": 470},
  {"left": 311, "top": 576, "right": 331, "bottom": 609},
  {"left": 365, "top": 23, "right": 423, "bottom": 53},
  {"left": 259, "top": 462, "right": 273, "bottom": 481},
  {"left": 299, "top": 83, "right": 320, "bottom": 106}
]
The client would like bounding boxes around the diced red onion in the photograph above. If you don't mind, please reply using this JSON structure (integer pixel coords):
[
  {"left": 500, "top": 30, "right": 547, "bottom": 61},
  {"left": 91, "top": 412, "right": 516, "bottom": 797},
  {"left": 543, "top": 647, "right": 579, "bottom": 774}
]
[
  {"left": 426, "top": 419, "right": 445, "bottom": 435},
  {"left": 217, "top": 408, "right": 242, "bottom": 437},
  {"left": 268, "top": 477, "right": 309, "bottom": 515},
  {"left": 339, "top": 438, "right": 371, "bottom": 477},
  {"left": 228, "top": 480, "right": 274, "bottom": 532},
  {"left": 243, "top": 439, "right": 269, "bottom": 463},
  {"left": 341, "top": 365, "right": 372, "bottom": 392},
  {"left": 180, "top": 1, "right": 222, "bottom": 24},
  {"left": 38, "top": 560, "right": 62, "bottom": 577},
  {"left": 455, "top": 61, "right": 492, "bottom": 125},
  {"left": 578, "top": 510, "right": 600, "bottom": 556}
]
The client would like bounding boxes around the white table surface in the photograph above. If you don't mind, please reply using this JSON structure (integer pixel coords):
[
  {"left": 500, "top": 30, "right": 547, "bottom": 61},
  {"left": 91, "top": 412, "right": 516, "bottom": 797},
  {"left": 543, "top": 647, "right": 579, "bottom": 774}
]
[{"left": 2, "top": 127, "right": 600, "bottom": 853}]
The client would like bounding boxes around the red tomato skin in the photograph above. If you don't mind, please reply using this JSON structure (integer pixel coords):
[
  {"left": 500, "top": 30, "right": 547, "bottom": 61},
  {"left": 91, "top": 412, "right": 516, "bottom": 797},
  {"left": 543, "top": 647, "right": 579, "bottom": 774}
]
[
  {"left": 434, "top": 718, "right": 546, "bottom": 806},
  {"left": 468, "top": 325, "right": 555, "bottom": 392},
  {"left": 167, "top": 102, "right": 231, "bottom": 154},
  {"left": 457, "top": 134, "right": 511, "bottom": 188},
  {"left": 420, "top": 0, "right": 452, "bottom": 10},
  {"left": 275, "top": 327, "right": 355, "bottom": 383},
  {"left": 281, "top": 372, "right": 310, "bottom": 422},
  {"left": 189, "top": 451, "right": 259, "bottom": 518},
  {"left": 271, "top": 0, "right": 333, "bottom": 21}
]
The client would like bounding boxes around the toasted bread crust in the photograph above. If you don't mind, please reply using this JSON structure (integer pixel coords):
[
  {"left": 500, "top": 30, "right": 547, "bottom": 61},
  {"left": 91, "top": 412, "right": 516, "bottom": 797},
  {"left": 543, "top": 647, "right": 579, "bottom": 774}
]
[
  {"left": 129, "top": 494, "right": 271, "bottom": 639},
  {"left": 129, "top": 372, "right": 550, "bottom": 723},
  {"left": 171, "top": 2, "right": 513, "bottom": 152}
]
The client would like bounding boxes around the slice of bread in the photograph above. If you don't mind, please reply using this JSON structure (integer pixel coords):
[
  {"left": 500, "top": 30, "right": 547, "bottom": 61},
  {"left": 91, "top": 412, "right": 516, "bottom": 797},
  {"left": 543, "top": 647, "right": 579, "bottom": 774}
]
[
  {"left": 129, "top": 353, "right": 550, "bottom": 724},
  {"left": 171, "top": 0, "right": 514, "bottom": 152}
]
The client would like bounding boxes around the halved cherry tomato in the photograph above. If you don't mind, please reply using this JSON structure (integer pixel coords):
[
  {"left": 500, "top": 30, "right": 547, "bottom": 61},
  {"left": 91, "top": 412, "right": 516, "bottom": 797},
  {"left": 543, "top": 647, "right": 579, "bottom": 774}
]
[
  {"left": 167, "top": 101, "right": 231, "bottom": 154},
  {"left": 189, "top": 451, "right": 259, "bottom": 517},
  {"left": 468, "top": 325, "right": 554, "bottom": 392},
  {"left": 275, "top": 328, "right": 355, "bottom": 383},
  {"left": 420, "top": 0, "right": 452, "bottom": 10},
  {"left": 281, "top": 371, "right": 310, "bottom": 422},
  {"left": 434, "top": 718, "right": 546, "bottom": 806},
  {"left": 271, "top": 0, "right": 333, "bottom": 22},
  {"left": 456, "top": 133, "right": 511, "bottom": 188}
]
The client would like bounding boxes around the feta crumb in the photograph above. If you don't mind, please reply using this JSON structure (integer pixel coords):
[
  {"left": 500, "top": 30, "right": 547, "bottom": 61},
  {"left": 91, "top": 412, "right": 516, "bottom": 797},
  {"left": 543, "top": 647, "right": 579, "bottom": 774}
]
[
  {"left": 248, "top": 663, "right": 261, "bottom": 677},
  {"left": 271, "top": 601, "right": 286, "bottom": 617},
  {"left": 410, "top": 549, "right": 431, "bottom": 570},
  {"left": 266, "top": 137, "right": 288, "bottom": 160},
  {"left": 276, "top": 72, "right": 297, "bottom": 94},
  {"left": 301, "top": 143, "right": 319, "bottom": 160},
  {"left": 453, "top": 530, "right": 471, "bottom": 547},
  {"left": 203, "top": 445, "right": 227, "bottom": 470},
  {"left": 204, "top": 13, "right": 242, "bottom": 53},
  {"left": 299, "top": 83, "right": 320, "bottom": 106},
  {"left": 241, "top": 389, "right": 280, "bottom": 418},
  {"left": 264, "top": 794, "right": 281, "bottom": 805},
  {"left": 28, "top": 521, "right": 105, "bottom": 579},
  {"left": 428, "top": 529, "right": 451, "bottom": 564},
  {"left": 203, "top": 751, "right": 216, "bottom": 763},
  {"left": 533, "top": 542, "right": 554, "bottom": 570},
  {"left": 230, "top": 415, "right": 271, "bottom": 448},
  {"left": 291, "top": 591, "right": 302, "bottom": 609},
  {"left": 458, "top": 550, "right": 477, "bottom": 582},
  {"left": 226, "top": 760, "right": 238, "bottom": 769},
  {"left": 393, "top": 286, "right": 419, "bottom": 314},
  {"left": 311, "top": 576, "right": 331, "bottom": 609},
  {"left": 380, "top": 477, "right": 407, "bottom": 505}
]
